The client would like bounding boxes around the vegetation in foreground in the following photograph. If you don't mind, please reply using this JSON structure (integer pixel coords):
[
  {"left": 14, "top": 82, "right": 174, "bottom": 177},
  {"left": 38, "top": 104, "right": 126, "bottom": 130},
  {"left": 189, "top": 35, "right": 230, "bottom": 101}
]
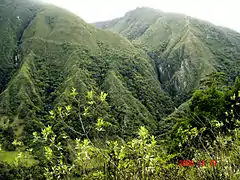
[
  {"left": 1, "top": 1, "right": 240, "bottom": 179},
  {"left": 1, "top": 77, "right": 240, "bottom": 179}
]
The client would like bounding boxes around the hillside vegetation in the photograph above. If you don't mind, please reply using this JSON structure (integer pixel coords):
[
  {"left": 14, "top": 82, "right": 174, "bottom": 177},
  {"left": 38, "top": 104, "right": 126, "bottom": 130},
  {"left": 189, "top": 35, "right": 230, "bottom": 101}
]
[
  {"left": 95, "top": 7, "right": 240, "bottom": 104},
  {"left": 0, "top": 1, "right": 240, "bottom": 179},
  {"left": 0, "top": 1, "right": 173, "bottom": 148}
]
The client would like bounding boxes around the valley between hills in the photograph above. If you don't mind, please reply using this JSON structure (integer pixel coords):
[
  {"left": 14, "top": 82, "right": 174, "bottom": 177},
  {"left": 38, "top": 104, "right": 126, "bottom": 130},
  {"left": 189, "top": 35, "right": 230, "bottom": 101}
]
[{"left": 0, "top": 0, "right": 240, "bottom": 179}]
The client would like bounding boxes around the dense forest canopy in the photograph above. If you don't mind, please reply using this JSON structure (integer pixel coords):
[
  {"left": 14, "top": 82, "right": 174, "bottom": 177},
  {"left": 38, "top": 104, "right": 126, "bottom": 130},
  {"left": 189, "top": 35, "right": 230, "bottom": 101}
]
[{"left": 0, "top": 0, "right": 240, "bottom": 179}]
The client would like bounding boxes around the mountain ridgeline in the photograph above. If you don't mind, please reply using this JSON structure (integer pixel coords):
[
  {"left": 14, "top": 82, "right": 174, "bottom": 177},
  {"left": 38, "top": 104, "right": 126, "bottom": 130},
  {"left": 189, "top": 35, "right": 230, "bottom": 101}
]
[
  {"left": 1, "top": 1, "right": 240, "bottom": 179},
  {"left": 95, "top": 7, "right": 240, "bottom": 102},
  {"left": 0, "top": 1, "right": 174, "bottom": 140},
  {"left": 0, "top": 0, "right": 240, "bottom": 140}
]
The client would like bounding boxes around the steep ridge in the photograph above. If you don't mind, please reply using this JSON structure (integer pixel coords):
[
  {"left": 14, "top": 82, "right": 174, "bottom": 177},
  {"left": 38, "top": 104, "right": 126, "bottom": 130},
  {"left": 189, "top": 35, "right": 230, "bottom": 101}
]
[
  {"left": 95, "top": 7, "right": 162, "bottom": 40},
  {"left": 0, "top": 2, "right": 173, "bottom": 138},
  {"left": 0, "top": 0, "right": 41, "bottom": 93},
  {"left": 94, "top": 7, "right": 240, "bottom": 104}
]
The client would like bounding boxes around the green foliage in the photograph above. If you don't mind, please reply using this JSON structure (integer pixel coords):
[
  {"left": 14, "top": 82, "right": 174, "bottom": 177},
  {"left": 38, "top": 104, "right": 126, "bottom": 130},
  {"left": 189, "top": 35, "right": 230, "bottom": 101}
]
[
  {"left": 168, "top": 77, "right": 240, "bottom": 157},
  {"left": 2, "top": 85, "right": 240, "bottom": 179},
  {"left": 3, "top": 89, "right": 176, "bottom": 180},
  {"left": 30, "top": 123, "right": 178, "bottom": 180},
  {"left": 0, "top": 161, "right": 44, "bottom": 180},
  {"left": 199, "top": 72, "right": 227, "bottom": 89},
  {"left": 1, "top": 2, "right": 240, "bottom": 179},
  {"left": 0, "top": 126, "right": 16, "bottom": 151},
  {"left": 103, "top": 126, "right": 174, "bottom": 179},
  {"left": 95, "top": 7, "right": 240, "bottom": 104},
  {"left": 32, "top": 125, "right": 72, "bottom": 180},
  {"left": 0, "top": 0, "right": 41, "bottom": 93},
  {"left": 0, "top": 2, "right": 174, "bottom": 140}
]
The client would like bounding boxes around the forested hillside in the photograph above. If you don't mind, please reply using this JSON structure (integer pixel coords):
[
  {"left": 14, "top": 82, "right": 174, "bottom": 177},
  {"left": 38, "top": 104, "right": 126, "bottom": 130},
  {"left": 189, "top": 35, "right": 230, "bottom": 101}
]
[
  {"left": 1, "top": 1, "right": 240, "bottom": 179},
  {"left": 95, "top": 7, "right": 240, "bottom": 104},
  {"left": 0, "top": 0, "right": 41, "bottom": 93},
  {"left": 0, "top": 1, "right": 173, "bottom": 141}
]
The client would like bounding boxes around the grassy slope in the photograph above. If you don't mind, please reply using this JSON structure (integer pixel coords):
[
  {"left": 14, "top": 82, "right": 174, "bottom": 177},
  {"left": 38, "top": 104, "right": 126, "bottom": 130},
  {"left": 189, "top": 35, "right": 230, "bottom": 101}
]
[
  {"left": 0, "top": 3, "right": 173, "bottom": 139},
  {"left": 94, "top": 8, "right": 240, "bottom": 102},
  {"left": 0, "top": 150, "right": 37, "bottom": 167}
]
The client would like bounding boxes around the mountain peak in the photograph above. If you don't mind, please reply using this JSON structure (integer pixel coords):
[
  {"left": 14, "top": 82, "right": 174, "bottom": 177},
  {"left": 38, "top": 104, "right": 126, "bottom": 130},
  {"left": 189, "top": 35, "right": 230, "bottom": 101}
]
[
  {"left": 132, "top": 6, "right": 162, "bottom": 12},
  {"left": 94, "top": 8, "right": 240, "bottom": 100},
  {"left": 124, "top": 6, "right": 162, "bottom": 19}
]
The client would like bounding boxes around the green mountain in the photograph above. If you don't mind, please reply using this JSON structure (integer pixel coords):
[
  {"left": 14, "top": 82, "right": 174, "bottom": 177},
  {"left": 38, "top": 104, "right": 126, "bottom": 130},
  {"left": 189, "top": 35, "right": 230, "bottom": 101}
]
[
  {"left": 94, "top": 7, "right": 240, "bottom": 102},
  {"left": 0, "top": 0, "right": 40, "bottom": 93},
  {"left": 0, "top": 1, "right": 173, "bottom": 141},
  {"left": 1, "top": 2, "right": 240, "bottom": 142},
  {"left": 1, "top": 1, "right": 240, "bottom": 142},
  {"left": 1, "top": 2, "right": 240, "bottom": 179}
]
